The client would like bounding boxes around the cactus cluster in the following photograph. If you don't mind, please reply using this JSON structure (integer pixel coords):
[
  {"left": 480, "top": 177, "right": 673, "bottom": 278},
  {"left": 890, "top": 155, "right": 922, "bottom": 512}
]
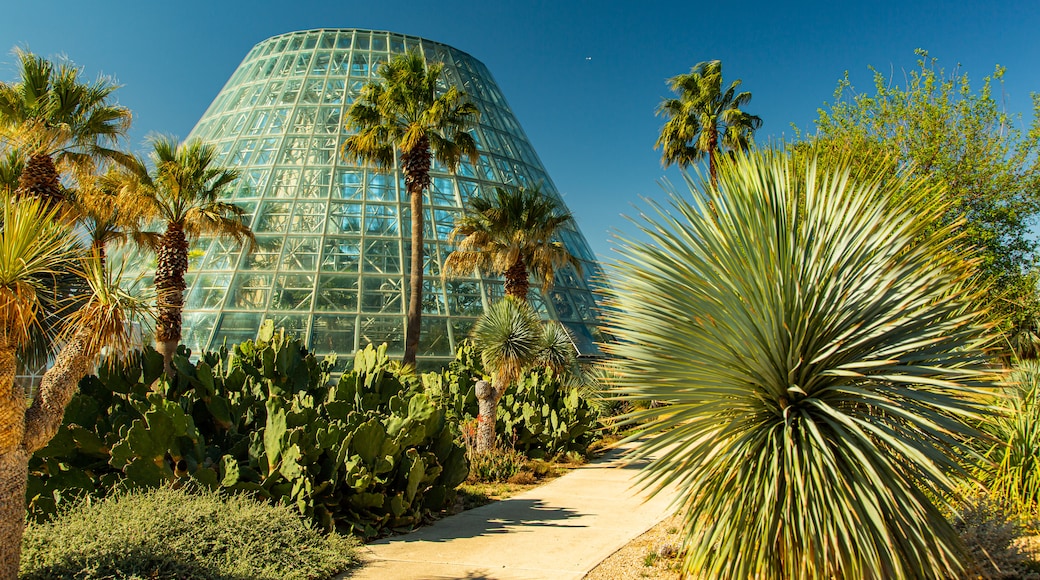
[
  {"left": 27, "top": 325, "right": 467, "bottom": 537},
  {"left": 428, "top": 340, "right": 599, "bottom": 458}
]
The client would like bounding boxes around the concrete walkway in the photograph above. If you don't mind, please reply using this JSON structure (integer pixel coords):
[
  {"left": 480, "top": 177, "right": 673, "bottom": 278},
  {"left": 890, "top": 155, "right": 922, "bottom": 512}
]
[{"left": 343, "top": 442, "right": 679, "bottom": 580}]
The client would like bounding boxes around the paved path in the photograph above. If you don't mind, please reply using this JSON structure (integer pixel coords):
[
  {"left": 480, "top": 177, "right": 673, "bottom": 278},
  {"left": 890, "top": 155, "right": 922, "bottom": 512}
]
[{"left": 343, "top": 442, "right": 679, "bottom": 580}]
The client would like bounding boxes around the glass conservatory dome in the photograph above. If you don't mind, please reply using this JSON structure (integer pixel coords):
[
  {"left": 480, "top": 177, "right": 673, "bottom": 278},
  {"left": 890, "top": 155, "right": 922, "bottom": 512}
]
[{"left": 178, "top": 29, "right": 605, "bottom": 365}]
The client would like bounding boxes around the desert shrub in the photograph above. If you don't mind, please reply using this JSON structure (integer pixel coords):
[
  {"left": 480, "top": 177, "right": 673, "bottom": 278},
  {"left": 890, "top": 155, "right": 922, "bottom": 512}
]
[
  {"left": 467, "top": 446, "right": 528, "bottom": 483},
  {"left": 952, "top": 494, "right": 1040, "bottom": 580},
  {"left": 20, "top": 486, "right": 357, "bottom": 580},
  {"left": 27, "top": 327, "right": 468, "bottom": 537}
]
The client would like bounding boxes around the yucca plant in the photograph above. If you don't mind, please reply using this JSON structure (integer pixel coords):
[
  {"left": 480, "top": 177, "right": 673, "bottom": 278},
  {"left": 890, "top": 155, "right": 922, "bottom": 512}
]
[{"left": 603, "top": 150, "right": 999, "bottom": 579}]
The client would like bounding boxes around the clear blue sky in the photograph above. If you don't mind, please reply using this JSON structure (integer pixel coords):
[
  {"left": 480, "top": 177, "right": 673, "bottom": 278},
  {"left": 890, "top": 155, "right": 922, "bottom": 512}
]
[{"left": 2, "top": 0, "right": 1039, "bottom": 259}]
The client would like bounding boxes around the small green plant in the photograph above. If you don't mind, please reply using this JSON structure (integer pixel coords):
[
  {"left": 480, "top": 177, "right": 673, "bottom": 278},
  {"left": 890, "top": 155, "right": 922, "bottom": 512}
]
[
  {"left": 642, "top": 551, "right": 659, "bottom": 568},
  {"left": 467, "top": 446, "right": 527, "bottom": 483},
  {"left": 19, "top": 486, "right": 357, "bottom": 580},
  {"left": 951, "top": 494, "right": 1040, "bottom": 579},
  {"left": 978, "top": 360, "right": 1040, "bottom": 518}
]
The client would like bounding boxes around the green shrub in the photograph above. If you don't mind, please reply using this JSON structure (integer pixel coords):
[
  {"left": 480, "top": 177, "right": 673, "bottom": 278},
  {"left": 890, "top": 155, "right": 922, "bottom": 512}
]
[
  {"left": 951, "top": 494, "right": 1040, "bottom": 580},
  {"left": 20, "top": 486, "right": 357, "bottom": 580},
  {"left": 979, "top": 361, "right": 1040, "bottom": 518},
  {"left": 27, "top": 327, "right": 469, "bottom": 538},
  {"left": 428, "top": 340, "right": 599, "bottom": 458},
  {"left": 467, "top": 446, "right": 527, "bottom": 482}
]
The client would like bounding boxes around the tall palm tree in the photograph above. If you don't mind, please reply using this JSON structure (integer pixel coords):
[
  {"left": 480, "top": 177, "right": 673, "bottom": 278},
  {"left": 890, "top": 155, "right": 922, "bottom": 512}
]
[
  {"left": 343, "top": 50, "right": 479, "bottom": 367},
  {"left": 604, "top": 150, "right": 997, "bottom": 578},
  {"left": 655, "top": 60, "right": 762, "bottom": 185},
  {"left": 0, "top": 195, "right": 146, "bottom": 580},
  {"left": 471, "top": 297, "right": 574, "bottom": 453},
  {"left": 0, "top": 49, "right": 132, "bottom": 210},
  {"left": 114, "top": 136, "right": 253, "bottom": 375},
  {"left": 445, "top": 185, "right": 581, "bottom": 302}
]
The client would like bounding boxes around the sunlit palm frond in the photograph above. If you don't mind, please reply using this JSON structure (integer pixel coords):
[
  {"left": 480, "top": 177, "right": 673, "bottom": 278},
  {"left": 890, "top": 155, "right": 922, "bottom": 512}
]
[{"left": 604, "top": 150, "right": 998, "bottom": 579}]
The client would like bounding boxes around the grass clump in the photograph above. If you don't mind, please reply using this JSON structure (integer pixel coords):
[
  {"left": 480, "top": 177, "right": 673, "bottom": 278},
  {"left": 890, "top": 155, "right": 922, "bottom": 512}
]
[{"left": 20, "top": 486, "right": 358, "bottom": 580}]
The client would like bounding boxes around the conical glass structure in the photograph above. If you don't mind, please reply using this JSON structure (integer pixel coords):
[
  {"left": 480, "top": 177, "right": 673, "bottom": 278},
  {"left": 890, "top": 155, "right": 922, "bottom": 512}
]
[{"left": 179, "top": 29, "right": 604, "bottom": 365}]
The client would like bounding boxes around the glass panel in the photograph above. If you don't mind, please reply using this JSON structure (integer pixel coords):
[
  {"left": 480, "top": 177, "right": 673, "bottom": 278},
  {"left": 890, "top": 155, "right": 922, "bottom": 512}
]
[
  {"left": 300, "top": 80, "right": 324, "bottom": 103},
  {"left": 350, "top": 53, "right": 369, "bottom": 77},
  {"left": 182, "top": 312, "right": 217, "bottom": 353},
  {"left": 450, "top": 318, "right": 476, "bottom": 349},
  {"left": 433, "top": 209, "right": 457, "bottom": 241},
  {"left": 293, "top": 52, "right": 314, "bottom": 75},
  {"left": 229, "top": 274, "right": 272, "bottom": 308},
  {"left": 354, "top": 32, "right": 370, "bottom": 51},
  {"left": 422, "top": 242, "right": 442, "bottom": 275},
  {"left": 253, "top": 138, "right": 279, "bottom": 165},
  {"left": 311, "top": 314, "right": 356, "bottom": 354},
  {"left": 229, "top": 138, "right": 257, "bottom": 165},
  {"left": 281, "top": 79, "right": 302, "bottom": 103},
  {"left": 321, "top": 237, "right": 361, "bottom": 272},
  {"left": 312, "top": 52, "right": 331, "bottom": 75},
  {"left": 317, "top": 107, "right": 341, "bottom": 133},
  {"left": 290, "top": 107, "right": 317, "bottom": 133},
  {"left": 571, "top": 291, "right": 596, "bottom": 322},
  {"left": 270, "top": 168, "right": 300, "bottom": 197},
  {"left": 267, "top": 107, "right": 289, "bottom": 133},
  {"left": 213, "top": 312, "right": 264, "bottom": 347},
  {"left": 335, "top": 32, "right": 352, "bottom": 49},
  {"left": 364, "top": 203, "right": 398, "bottom": 236},
  {"left": 327, "top": 202, "right": 362, "bottom": 234},
  {"left": 418, "top": 317, "right": 451, "bottom": 357},
  {"left": 278, "top": 137, "right": 307, "bottom": 165},
  {"left": 299, "top": 168, "right": 331, "bottom": 198},
  {"left": 333, "top": 169, "right": 362, "bottom": 199},
  {"left": 363, "top": 239, "right": 401, "bottom": 274},
  {"left": 318, "top": 32, "right": 336, "bottom": 49},
  {"left": 421, "top": 278, "right": 446, "bottom": 314},
  {"left": 271, "top": 274, "right": 314, "bottom": 310},
  {"left": 239, "top": 238, "right": 280, "bottom": 272},
  {"left": 371, "top": 33, "right": 387, "bottom": 52},
  {"left": 315, "top": 274, "right": 359, "bottom": 311},
  {"left": 429, "top": 178, "right": 455, "bottom": 206},
  {"left": 254, "top": 201, "right": 292, "bottom": 232},
  {"left": 291, "top": 202, "right": 326, "bottom": 234},
  {"left": 280, "top": 236, "right": 319, "bottom": 271},
  {"left": 186, "top": 273, "right": 232, "bottom": 309},
  {"left": 306, "top": 137, "right": 336, "bottom": 165},
  {"left": 358, "top": 316, "right": 404, "bottom": 354},
  {"left": 550, "top": 291, "right": 578, "bottom": 321},
  {"left": 445, "top": 280, "right": 483, "bottom": 316},
  {"left": 200, "top": 239, "right": 241, "bottom": 270},
  {"left": 361, "top": 277, "right": 402, "bottom": 313}
]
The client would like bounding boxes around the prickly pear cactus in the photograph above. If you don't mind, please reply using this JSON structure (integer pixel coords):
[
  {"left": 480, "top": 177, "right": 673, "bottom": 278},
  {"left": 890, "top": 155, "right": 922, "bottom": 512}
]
[{"left": 27, "top": 331, "right": 468, "bottom": 538}]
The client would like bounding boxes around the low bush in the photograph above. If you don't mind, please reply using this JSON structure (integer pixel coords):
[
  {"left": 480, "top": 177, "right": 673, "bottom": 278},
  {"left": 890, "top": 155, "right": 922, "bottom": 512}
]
[
  {"left": 951, "top": 494, "right": 1040, "bottom": 580},
  {"left": 20, "top": 486, "right": 357, "bottom": 580},
  {"left": 467, "top": 446, "right": 528, "bottom": 483},
  {"left": 978, "top": 361, "right": 1040, "bottom": 518}
]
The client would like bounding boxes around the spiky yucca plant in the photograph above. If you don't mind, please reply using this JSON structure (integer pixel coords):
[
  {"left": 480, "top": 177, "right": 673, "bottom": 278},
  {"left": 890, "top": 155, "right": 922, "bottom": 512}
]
[
  {"left": 603, "top": 150, "right": 998, "bottom": 579},
  {"left": 978, "top": 361, "right": 1040, "bottom": 516}
]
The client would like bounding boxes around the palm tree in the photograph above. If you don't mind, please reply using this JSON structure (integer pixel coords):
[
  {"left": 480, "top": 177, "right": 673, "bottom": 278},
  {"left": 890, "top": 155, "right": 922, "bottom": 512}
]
[
  {"left": 471, "top": 297, "right": 574, "bottom": 453},
  {"left": 343, "top": 50, "right": 479, "bottom": 367},
  {"left": 113, "top": 136, "right": 253, "bottom": 375},
  {"left": 0, "top": 49, "right": 132, "bottom": 210},
  {"left": 445, "top": 185, "right": 581, "bottom": 302},
  {"left": 655, "top": 60, "right": 762, "bottom": 185},
  {"left": 0, "top": 195, "right": 145, "bottom": 579},
  {"left": 603, "top": 150, "right": 997, "bottom": 578}
]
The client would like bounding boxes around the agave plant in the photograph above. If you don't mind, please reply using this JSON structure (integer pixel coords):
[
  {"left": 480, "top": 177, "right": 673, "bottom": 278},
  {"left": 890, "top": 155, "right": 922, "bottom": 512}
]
[{"left": 603, "top": 150, "right": 998, "bottom": 579}]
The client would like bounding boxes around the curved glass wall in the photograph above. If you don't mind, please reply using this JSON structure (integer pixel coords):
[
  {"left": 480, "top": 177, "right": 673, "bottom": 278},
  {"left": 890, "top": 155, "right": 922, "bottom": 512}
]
[{"left": 180, "top": 29, "right": 604, "bottom": 365}]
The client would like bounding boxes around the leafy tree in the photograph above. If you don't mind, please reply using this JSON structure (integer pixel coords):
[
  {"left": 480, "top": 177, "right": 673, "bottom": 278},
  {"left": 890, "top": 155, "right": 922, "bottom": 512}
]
[
  {"left": 111, "top": 136, "right": 253, "bottom": 376},
  {"left": 471, "top": 297, "right": 573, "bottom": 453},
  {"left": 604, "top": 150, "right": 997, "bottom": 578},
  {"left": 807, "top": 50, "right": 1040, "bottom": 350},
  {"left": 0, "top": 48, "right": 131, "bottom": 210},
  {"left": 0, "top": 196, "right": 145, "bottom": 579},
  {"left": 655, "top": 59, "right": 762, "bottom": 185},
  {"left": 343, "top": 50, "right": 479, "bottom": 367},
  {"left": 444, "top": 185, "right": 581, "bottom": 301}
]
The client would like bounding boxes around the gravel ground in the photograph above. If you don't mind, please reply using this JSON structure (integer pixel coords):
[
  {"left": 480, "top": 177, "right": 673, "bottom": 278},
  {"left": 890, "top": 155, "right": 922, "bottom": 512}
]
[{"left": 583, "top": 514, "right": 684, "bottom": 579}]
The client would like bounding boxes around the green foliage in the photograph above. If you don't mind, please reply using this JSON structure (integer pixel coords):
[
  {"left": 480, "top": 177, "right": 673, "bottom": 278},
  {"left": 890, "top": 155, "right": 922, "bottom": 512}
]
[
  {"left": 20, "top": 486, "right": 357, "bottom": 580},
  {"left": 950, "top": 494, "right": 1040, "bottom": 580},
  {"left": 27, "top": 334, "right": 468, "bottom": 538},
  {"left": 427, "top": 340, "right": 599, "bottom": 458},
  {"left": 807, "top": 50, "right": 1040, "bottom": 344},
  {"left": 466, "top": 446, "right": 527, "bottom": 483},
  {"left": 604, "top": 150, "right": 998, "bottom": 579},
  {"left": 978, "top": 361, "right": 1040, "bottom": 516}
]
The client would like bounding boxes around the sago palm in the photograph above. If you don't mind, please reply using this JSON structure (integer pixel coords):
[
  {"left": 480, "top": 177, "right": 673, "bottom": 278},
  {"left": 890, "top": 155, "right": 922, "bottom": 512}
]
[
  {"left": 0, "top": 48, "right": 132, "bottom": 209},
  {"left": 655, "top": 59, "right": 761, "bottom": 185},
  {"left": 445, "top": 185, "right": 581, "bottom": 301},
  {"left": 603, "top": 150, "right": 998, "bottom": 579},
  {"left": 0, "top": 195, "right": 145, "bottom": 580},
  {"left": 343, "top": 50, "right": 479, "bottom": 366},
  {"left": 112, "top": 136, "right": 253, "bottom": 375}
]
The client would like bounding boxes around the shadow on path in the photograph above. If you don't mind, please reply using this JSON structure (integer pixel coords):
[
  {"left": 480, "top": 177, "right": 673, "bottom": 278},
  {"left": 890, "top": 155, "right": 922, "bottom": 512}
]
[{"left": 378, "top": 498, "right": 584, "bottom": 543}]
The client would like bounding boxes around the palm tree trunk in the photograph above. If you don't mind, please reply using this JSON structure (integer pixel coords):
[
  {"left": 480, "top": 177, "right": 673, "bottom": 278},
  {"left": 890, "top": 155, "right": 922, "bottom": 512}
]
[
  {"left": 708, "top": 128, "right": 719, "bottom": 188},
  {"left": 474, "top": 379, "right": 501, "bottom": 453},
  {"left": 0, "top": 328, "right": 92, "bottom": 579},
  {"left": 401, "top": 139, "right": 432, "bottom": 367},
  {"left": 155, "top": 222, "right": 189, "bottom": 377},
  {"left": 16, "top": 153, "right": 64, "bottom": 211},
  {"left": 0, "top": 447, "right": 28, "bottom": 580},
  {"left": 503, "top": 257, "right": 530, "bottom": 301}
]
